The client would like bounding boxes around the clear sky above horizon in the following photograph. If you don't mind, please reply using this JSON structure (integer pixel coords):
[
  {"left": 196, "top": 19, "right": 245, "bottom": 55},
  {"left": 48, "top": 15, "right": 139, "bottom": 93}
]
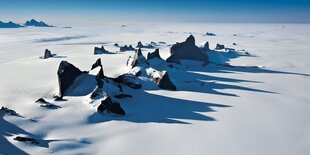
[{"left": 0, "top": 0, "right": 309, "bottom": 25}]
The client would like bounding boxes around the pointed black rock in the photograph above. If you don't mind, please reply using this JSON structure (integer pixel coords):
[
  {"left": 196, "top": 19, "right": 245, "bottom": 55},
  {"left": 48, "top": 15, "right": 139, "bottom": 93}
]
[
  {"left": 147, "top": 48, "right": 162, "bottom": 60},
  {"left": 57, "top": 61, "right": 83, "bottom": 97},
  {"left": 91, "top": 58, "right": 105, "bottom": 80},
  {"left": 202, "top": 42, "right": 210, "bottom": 51},
  {"left": 130, "top": 48, "right": 149, "bottom": 68}
]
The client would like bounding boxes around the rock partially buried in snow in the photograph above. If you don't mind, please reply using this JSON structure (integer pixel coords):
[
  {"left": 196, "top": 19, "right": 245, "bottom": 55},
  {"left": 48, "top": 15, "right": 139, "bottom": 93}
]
[
  {"left": 136, "top": 41, "right": 155, "bottom": 48},
  {"left": 35, "top": 98, "right": 60, "bottom": 109},
  {"left": 97, "top": 97, "right": 125, "bottom": 115},
  {"left": 57, "top": 61, "right": 83, "bottom": 97},
  {"left": 113, "top": 74, "right": 142, "bottom": 89},
  {"left": 215, "top": 44, "right": 225, "bottom": 50},
  {"left": 166, "top": 35, "right": 209, "bottom": 64},
  {"left": 14, "top": 136, "right": 39, "bottom": 145},
  {"left": 94, "top": 46, "right": 112, "bottom": 54},
  {"left": 0, "top": 106, "right": 19, "bottom": 116},
  {"left": 119, "top": 45, "right": 135, "bottom": 52},
  {"left": 40, "top": 49, "right": 56, "bottom": 59}
]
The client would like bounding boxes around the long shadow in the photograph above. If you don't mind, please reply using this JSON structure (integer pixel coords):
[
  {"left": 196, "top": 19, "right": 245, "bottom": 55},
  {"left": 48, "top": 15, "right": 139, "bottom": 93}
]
[
  {"left": 0, "top": 111, "right": 60, "bottom": 154},
  {"left": 88, "top": 91, "right": 231, "bottom": 124}
]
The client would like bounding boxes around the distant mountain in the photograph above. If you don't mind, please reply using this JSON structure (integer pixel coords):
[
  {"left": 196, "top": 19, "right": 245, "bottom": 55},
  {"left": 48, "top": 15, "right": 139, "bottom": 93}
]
[
  {"left": 0, "top": 21, "right": 24, "bottom": 28},
  {"left": 24, "top": 19, "right": 53, "bottom": 27}
]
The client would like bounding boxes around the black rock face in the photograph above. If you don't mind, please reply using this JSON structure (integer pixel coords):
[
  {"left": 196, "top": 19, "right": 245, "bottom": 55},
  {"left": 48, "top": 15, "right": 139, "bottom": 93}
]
[
  {"left": 215, "top": 44, "right": 225, "bottom": 50},
  {"left": 156, "top": 72, "right": 176, "bottom": 91},
  {"left": 43, "top": 49, "right": 54, "bottom": 59},
  {"left": 233, "top": 43, "right": 237, "bottom": 45},
  {"left": 94, "top": 46, "right": 111, "bottom": 54},
  {"left": 147, "top": 49, "right": 162, "bottom": 60},
  {"left": 97, "top": 97, "right": 125, "bottom": 115},
  {"left": 166, "top": 35, "right": 209, "bottom": 64},
  {"left": 57, "top": 61, "right": 83, "bottom": 97},
  {"left": 91, "top": 58, "right": 105, "bottom": 80}
]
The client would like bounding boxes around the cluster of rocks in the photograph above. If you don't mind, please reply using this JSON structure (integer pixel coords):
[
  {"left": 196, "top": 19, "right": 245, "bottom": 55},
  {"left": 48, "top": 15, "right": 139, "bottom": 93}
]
[
  {"left": 126, "top": 48, "right": 177, "bottom": 91},
  {"left": 94, "top": 46, "right": 112, "bottom": 54},
  {"left": 117, "top": 44, "right": 135, "bottom": 52},
  {"left": 37, "top": 35, "right": 249, "bottom": 117}
]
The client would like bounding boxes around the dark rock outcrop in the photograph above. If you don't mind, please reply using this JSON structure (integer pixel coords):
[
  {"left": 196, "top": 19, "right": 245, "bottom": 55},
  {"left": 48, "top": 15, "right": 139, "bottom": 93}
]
[
  {"left": 97, "top": 97, "right": 125, "bottom": 115},
  {"left": 136, "top": 41, "right": 154, "bottom": 48},
  {"left": 0, "top": 21, "right": 23, "bottom": 28},
  {"left": 41, "top": 49, "right": 56, "bottom": 59},
  {"left": 215, "top": 44, "right": 225, "bottom": 50},
  {"left": 166, "top": 35, "right": 209, "bottom": 64},
  {"left": 14, "top": 136, "right": 39, "bottom": 144},
  {"left": 91, "top": 58, "right": 105, "bottom": 80},
  {"left": 57, "top": 61, "right": 83, "bottom": 97},
  {"left": 0, "top": 106, "right": 19, "bottom": 116},
  {"left": 130, "top": 48, "right": 149, "bottom": 68},
  {"left": 113, "top": 74, "right": 142, "bottom": 89},
  {"left": 94, "top": 46, "right": 111, "bottom": 54},
  {"left": 156, "top": 72, "right": 176, "bottom": 91},
  {"left": 201, "top": 42, "right": 210, "bottom": 51},
  {"left": 35, "top": 98, "right": 60, "bottom": 109},
  {"left": 120, "top": 45, "right": 135, "bottom": 52},
  {"left": 147, "top": 49, "right": 162, "bottom": 60},
  {"left": 204, "top": 32, "right": 216, "bottom": 36},
  {"left": 24, "top": 19, "right": 52, "bottom": 27},
  {"left": 233, "top": 43, "right": 237, "bottom": 45}
]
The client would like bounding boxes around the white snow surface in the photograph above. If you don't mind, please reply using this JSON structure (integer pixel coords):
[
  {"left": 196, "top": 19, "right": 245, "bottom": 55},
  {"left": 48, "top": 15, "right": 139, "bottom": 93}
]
[{"left": 0, "top": 23, "right": 310, "bottom": 155}]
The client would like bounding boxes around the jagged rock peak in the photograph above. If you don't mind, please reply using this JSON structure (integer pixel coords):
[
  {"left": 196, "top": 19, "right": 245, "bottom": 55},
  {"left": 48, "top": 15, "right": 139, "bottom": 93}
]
[{"left": 147, "top": 48, "right": 162, "bottom": 60}]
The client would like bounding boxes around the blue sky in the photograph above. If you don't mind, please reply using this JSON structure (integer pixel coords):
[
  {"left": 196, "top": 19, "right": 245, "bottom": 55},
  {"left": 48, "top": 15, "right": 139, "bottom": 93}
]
[{"left": 0, "top": 0, "right": 309, "bottom": 24}]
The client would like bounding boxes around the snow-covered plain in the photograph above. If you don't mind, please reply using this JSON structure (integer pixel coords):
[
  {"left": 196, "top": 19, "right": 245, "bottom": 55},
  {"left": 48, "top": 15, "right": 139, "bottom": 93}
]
[{"left": 0, "top": 23, "right": 310, "bottom": 155}]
